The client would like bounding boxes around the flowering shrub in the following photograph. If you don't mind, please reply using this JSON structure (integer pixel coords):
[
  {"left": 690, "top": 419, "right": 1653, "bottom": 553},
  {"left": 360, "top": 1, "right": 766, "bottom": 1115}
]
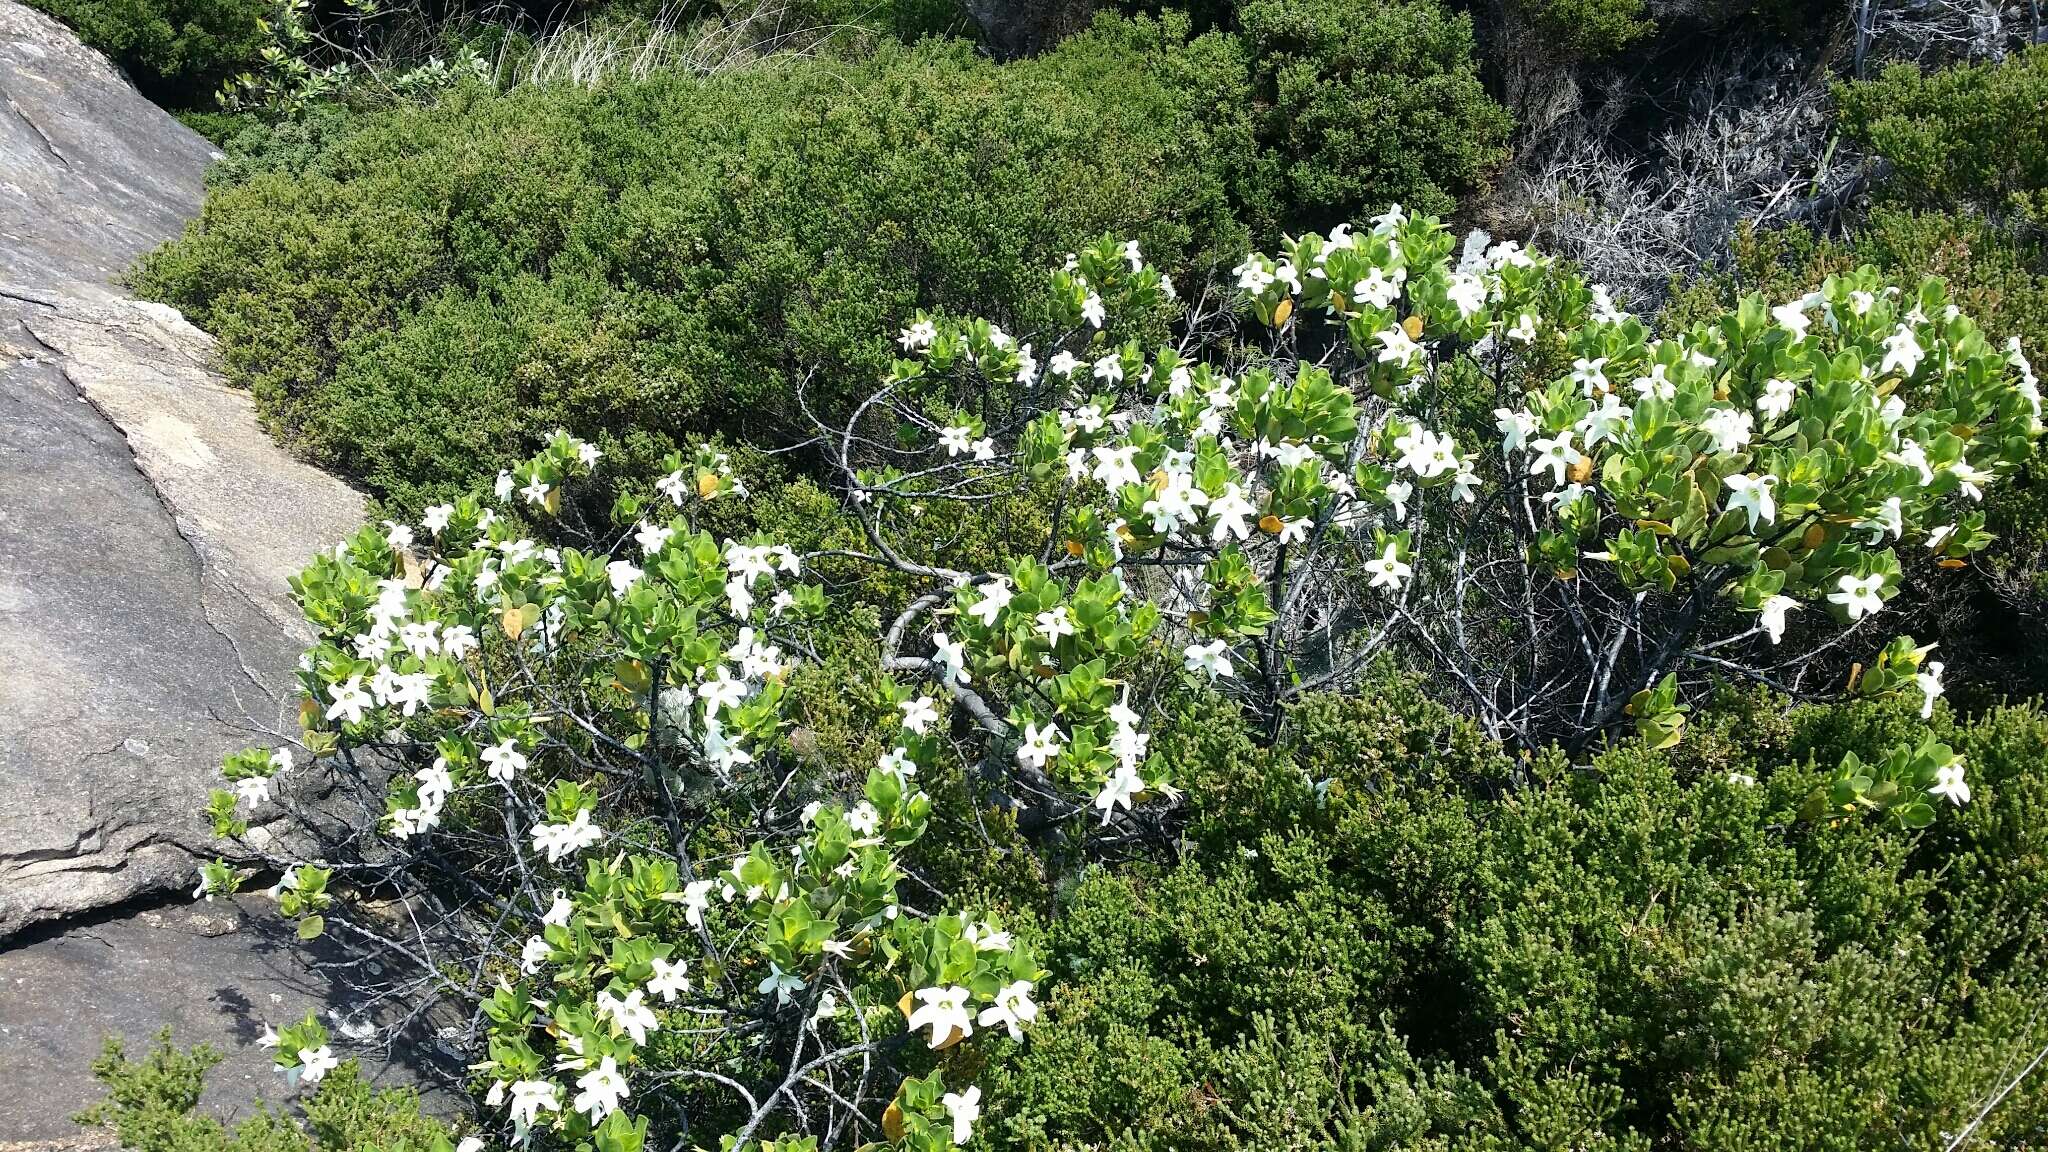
[
  {"left": 191, "top": 207, "right": 2039, "bottom": 1150},
  {"left": 200, "top": 431, "right": 1041, "bottom": 1149},
  {"left": 839, "top": 208, "right": 2036, "bottom": 826}
]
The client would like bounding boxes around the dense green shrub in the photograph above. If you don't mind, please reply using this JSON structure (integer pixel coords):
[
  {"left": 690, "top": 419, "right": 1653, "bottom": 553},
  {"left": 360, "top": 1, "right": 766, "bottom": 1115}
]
[
  {"left": 1237, "top": 0, "right": 1510, "bottom": 226},
  {"left": 31, "top": 0, "right": 266, "bottom": 107},
  {"left": 1835, "top": 46, "right": 2048, "bottom": 224},
  {"left": 75, "top": 1031, "right": 452, "bottom": 1152},
  {"left": 982, "top": 679, "right": 2048, "bottom": 1149},
  {"left": 136, "top": 16, "right": 1277, "bottom": 514},
  {"left": 1497, "top": 0, "right": 1650, "bottom": 63}
]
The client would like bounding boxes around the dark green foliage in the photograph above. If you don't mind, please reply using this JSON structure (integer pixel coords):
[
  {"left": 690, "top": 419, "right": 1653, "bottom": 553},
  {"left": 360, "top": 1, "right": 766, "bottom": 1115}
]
[
  {"left": 982, "top": 677, "right": 2048, "bottom": 1149},
  {"left": 29, "top": 0, "right": 267, "bottom": 107},
  {"left": 75, "top": 1031, "right": 451, "bottom": 1152},
  {"left": 135, "top": 18, "right": 1276, "bottom": 515},
  {"left": 1835, "top": 46, "right": 2048, "bottom": 224},
  {"left": 1500, "top": 0, "right": 1651, "bottom": 63},
  {"left": 1237, "top": 0, "right": 1511, "bottom": 226}
]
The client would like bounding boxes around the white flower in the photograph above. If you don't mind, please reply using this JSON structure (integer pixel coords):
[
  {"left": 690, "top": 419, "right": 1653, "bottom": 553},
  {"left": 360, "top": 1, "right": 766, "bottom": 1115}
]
[
  {"left": 1722, "top": 473, "right": 1777, "bottom": 531},
  {"left": 1276, "top": 516, "right": 1312, "bottom": 544},
  {"left": 1495, "top": 408, "right": 1538, "bottom": 454},
  {"left": 1183, "top": 639, "right": 1233, "bottom": 680},
  {"left": 1931, "top": 760, "right": 1971, "bottom": 806},
  {"left": 698, "top": 666, "right": 748, "bottom": 716},
  {"left": 507, "top": 1080, "right": 561, "bottom": 1130},
  {"left": 1034, "top": 606, "right": 1077, "bottom": 642},
  {"left": 1209, "top": 484, "right": 1255, "bottom": 541},
  {"left": 899, "top": 696, "right": 940, "bottom": 735},
  {"left": 930, "top": 632, "right": 968, "bottom": 685},
  {"left": 878, "top": 745, "right": 916, "bottom": 778},
  {"left": 482, "top": 739, "right": 526, "bottom": 783},
  {"left": 1371, "top": 204, "right": 1406, "bottom": 234},
  {"left": 596, "top": 987, "right": 659, "bottom": 1046},
  {"left": 1881, "top": 324, "right": 1925, "bottom": 377},
  {"left": 1093, "top": 764, "right": 1144, "bottom": 824},
  {"left": 1081, "top": 293, "right": 1106, "bottom": 329},
  {"left": 1576, "top": 393, "right": 1632, "bottom": 448},
  {"left": 1091, "top": 444, "right": 1143, "bottom": 492},
  {"left": 678, "top": 879, "right": 715, "bottom": 928},
  {"left": 1915, "top": 660, "right": 1945, "bottom": 719},
  {"left": 701, "top": 717, "right": 753, "bottom": 774},
  {"left": 633, "top": 520, "right": 674, "bottom": 557},
  {"left": 1446, "top": 272, "right": 1486, "bottom": 318},
  {"left": 1757, "top": 377, "right": 1797, "bottom": 421},
  {"left": 1352, "top": 266, "right": 1401, "bottom": 309},
  {"left": 234, "top": 776, "right": 271, "bottom": 807},
  {"left": 2007, "top": 336, "right": 2041, "bottom": 424},
  {"left": 573, "top": 1057, "right": 629, "bottom": 1121},
  {"left": 1364, "top": 542, "right": 1411, "bottom": 592},
  {"left": 1700, "top": 408, "right": 1754, "bottom": 455},
  {"left": 520, "top": 476, "right": 551, "bottom": 507},
  {"left": 1506, "top": 312, "right": 1538, "bottom": 343},
  {"left": 1827, "top": 573, "right": 1887, "bottom": 620},
  {"left": 1384, "top": 479, "right": 1412, "bottom": 520},
  {"left": 906, "top": 986, "right": 974, "bottom": 1047},
  {"left": 1856, "top": 496, "right": 1904, "bottom": 544},
  {"left": 324, "top": 676, "right": 374, "bottom": 725},
  {"left": 1091, "top": 353, "right": 1125, "bottom": 384},
  {"left": 977, "top": 980, "right": 1039, "bottom": 1041},
  {"left": 1394, "top": 428, "right": 1459, "bottom": 479},
  {"left": 1727, "top": 772, "right": 1757, "bottom": 787},
  {"left": 1570, "top": 356, "right": 1609, "bottom": 395},
  {"left": 938, "top": 425, "right": 974, "bottom": 456},
  {"left": 943, "top": 1085, "right": 983, "bottom": 1145},
  {"left": 1772, "top": 300, "right": 1812, "bottom": 341},
  {"left": 1631, "top": 363, "right": 1675, "bottom": 402},
  {"left": 968, "top": 578, "right": 1014, "bottom": 627},
  {"left": 530, "top": 809, "right": 604, "bottom": 863},
  {"left": 520, "top": 935, "right": 552, "bottom": 974},
  {"left": 1376, "top": 325, "right": 1423, "bottom": 369},
  {"left": 297, "top": 1046, "right": 340, "bottom": 1085},
  {"left": 1015, "top": 722, "right": 1065, "bottom": 771},
  {"left": 1759, "top": 595, "right": 1798, "bottom": 644},
  {"left": 420, "top": 503, "right": 454, "bottom": 535},
  {"left": 898, "top": 320, "right": 937, "bottom": 351},
  {"left": 758, "top": 961, "right": 806, "bottom": 1004},
  {"left": 1049, "top": 350, "right": 1081, "bottom": 378},
  {"left": 605, "top": 559, "right": 643, "bottom": 596},
  {"left": 495, "top": 470, "right": 515, "bottom": 501},
  {"left": 1528, "top": 432, "right": 1583, "bottom": 487}
]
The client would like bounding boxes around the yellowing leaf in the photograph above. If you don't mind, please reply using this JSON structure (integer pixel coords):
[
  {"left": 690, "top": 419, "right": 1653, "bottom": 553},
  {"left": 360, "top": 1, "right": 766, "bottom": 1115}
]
[
  {"left": 882, "top": 1100, "right": 906, "bottom": 1143},
  {"left": 1272, "top": 297, "right": 1294, "bottom": 327}
]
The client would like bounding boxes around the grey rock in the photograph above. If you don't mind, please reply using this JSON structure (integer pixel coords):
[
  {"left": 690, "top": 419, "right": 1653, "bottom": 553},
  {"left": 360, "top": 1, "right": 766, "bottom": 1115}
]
[
  {"left": 0, "top": 895, "right": 457, "bottom": 1143},
  {"left": 0, "top": 1, "right": 220, "bottom": 308},
  {"left": 0, "top": 5, "right": 450, "bottom": 1135},
  {"left": 0, "top": 0, "right": 366, "bottom": 937}
]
